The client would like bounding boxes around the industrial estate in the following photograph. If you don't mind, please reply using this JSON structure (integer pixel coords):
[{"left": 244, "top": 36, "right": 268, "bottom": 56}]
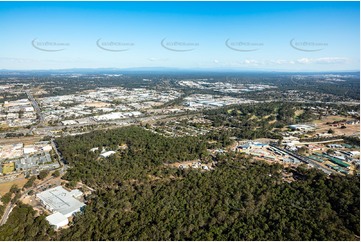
[
  {"left": 0, "top": 1, "right": 359, "bottom": 240},
  {"left": 0, "top": 71, "right": 359, "bottom": 235}
]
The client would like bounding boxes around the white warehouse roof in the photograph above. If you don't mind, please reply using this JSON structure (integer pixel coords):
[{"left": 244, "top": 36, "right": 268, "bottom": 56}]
[
  {"left": 37, "top": 186, "right": 85, "bottom": 218},
  {"left": 46, "top": 212, "right": 68, "bottom": 229},
  {"left": 100, "top": 151, "right": 116, "bottom": 158}
]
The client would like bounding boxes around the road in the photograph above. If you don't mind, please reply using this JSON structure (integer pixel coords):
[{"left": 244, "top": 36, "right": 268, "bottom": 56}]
[
  {"left": 298, "top": 139, "right": 344, "bottom": 145},
  {"left": 0, "top": 201, "right": 14, "bottom": 226},
  {"left": 25, "top": 90, "right": 44, "bottom": 126},
  {"left": 50, "top": 138, "right": 68, "bottom": 174},
  {"left": 270, "top": 144, "right": 335, "bottom": 175},
  {"left": 78, "top": 182, "right": 95, "bottom": 192}
]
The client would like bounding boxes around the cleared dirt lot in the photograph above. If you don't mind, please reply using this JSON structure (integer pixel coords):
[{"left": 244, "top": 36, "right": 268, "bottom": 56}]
[
  {"left": 0, "top": 175, "right": 28, "bottom": 196},
  {"left": 0, "top": 136, "right": 43, "bottom": 146},
  {"left": 312, "top": 115, "right": 359, "bottom": 136}
]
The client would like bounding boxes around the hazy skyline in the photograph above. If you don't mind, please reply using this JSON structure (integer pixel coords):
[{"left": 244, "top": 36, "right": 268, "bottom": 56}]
[{"left": 0, "top": 1, "right": 359, "bottom": 71}]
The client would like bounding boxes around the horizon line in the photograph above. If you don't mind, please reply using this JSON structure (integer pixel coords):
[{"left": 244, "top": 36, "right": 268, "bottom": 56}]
[{"left": 0, "top": 67, "right": 359, "bottom": 73}]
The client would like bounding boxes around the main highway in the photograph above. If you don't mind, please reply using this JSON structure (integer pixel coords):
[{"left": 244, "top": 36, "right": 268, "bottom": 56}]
[{"left": 25, "top": 90, "right": 44, "bottom": 126}]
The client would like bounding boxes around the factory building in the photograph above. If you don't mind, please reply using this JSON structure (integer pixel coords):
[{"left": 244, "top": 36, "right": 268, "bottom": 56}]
[
  {"left": 46, "top": 212, "right": 69, "bottom": 230},
  {"left": 36, "top": 186, "right": 86, "bottom": 229}
]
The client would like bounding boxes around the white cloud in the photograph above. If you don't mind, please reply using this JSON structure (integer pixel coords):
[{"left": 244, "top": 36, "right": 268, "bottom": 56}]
[
  {"left": 296, "top": 57, "right": 348, "bottom": 64},
  {"left": 296, "top": 58, "right": 312, "bottom": 64},
  {"left": 242, "top": 59, "right": 259, "bottom": 65},
  {"left": 266, "top": 59, "right": 293, "bottom": 65},
  {"left": 237, "top": 57, "right": 348, "bottom": 66},
  {"left": 147, "top": 57, "right": 169, "bottom": 62},
  {"left": 314, "top": 57, "right": 348, "bottom": 64},
  {"left": 240, "top": 59, "right": 295, "bottom": 66}
]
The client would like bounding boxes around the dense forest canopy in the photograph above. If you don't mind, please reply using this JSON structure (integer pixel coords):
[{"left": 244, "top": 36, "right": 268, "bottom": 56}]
[
  {"left": 0, "top": 126, "right": 350, "bottom": 240},
  {"left": 0, "top": 101, "right": 359, "bottom": 240},
  {"left": 0, "top": 203, "right": 54, "bottom": 241}
]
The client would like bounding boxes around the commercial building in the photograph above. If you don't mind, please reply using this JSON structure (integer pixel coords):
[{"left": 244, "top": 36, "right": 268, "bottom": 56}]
[
  {"left": 37, "top": 186, "right": 86, "bottom": 229},
  {"left": 100, "top": 151, "right": 116, "bottom": 158},
  {"left": 289, "top": 124, "right": 315, "bottom": 132},
  {"left": 14, "top": 153, "right": 53, "bottom": 171},
  {"left": 46, "top": 212, "right": 69, "bottom": 229},
  {"left": 237, "top": 141, "right": 268, "bottom": 150}
]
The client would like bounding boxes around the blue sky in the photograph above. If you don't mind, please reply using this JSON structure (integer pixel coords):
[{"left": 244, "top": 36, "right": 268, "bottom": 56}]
[{"left": 0, "top": 1, "right": 359, "bottom": 71}]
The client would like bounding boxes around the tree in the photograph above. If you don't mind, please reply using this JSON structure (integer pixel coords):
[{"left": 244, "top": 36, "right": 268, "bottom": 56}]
[
  {"left": 67, "top": 180, "right": 77, "bottom": 189},
  {"left": 52, "top": 170, "right": 60, "bottom": 177},
  {"left": 297, "top": 146, "right": 308, "bottom": 155},
  {"left": 10, "top": 184, "right": 20, "bottom": 194},
  {"left": 326, "top": 149, "right": 335, "bottom": 155},
  {"left": 1, "top": 192, "right": 12, "bottom": 205},
  {"left": 23, "top": 176, "right": 36, "bottom": 189},
  {"left": 38, "top": 170, "right": 49, "bottom": 180}
]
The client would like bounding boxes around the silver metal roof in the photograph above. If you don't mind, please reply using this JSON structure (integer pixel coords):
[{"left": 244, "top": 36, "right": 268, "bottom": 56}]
[{"left": 37, "top": 186, "right": 85, "bottom": 217}]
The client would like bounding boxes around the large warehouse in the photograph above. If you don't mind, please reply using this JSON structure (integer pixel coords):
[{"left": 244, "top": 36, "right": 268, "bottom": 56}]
[{"left": 36, "top": 186, "right": 86, "bottom": 228}]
